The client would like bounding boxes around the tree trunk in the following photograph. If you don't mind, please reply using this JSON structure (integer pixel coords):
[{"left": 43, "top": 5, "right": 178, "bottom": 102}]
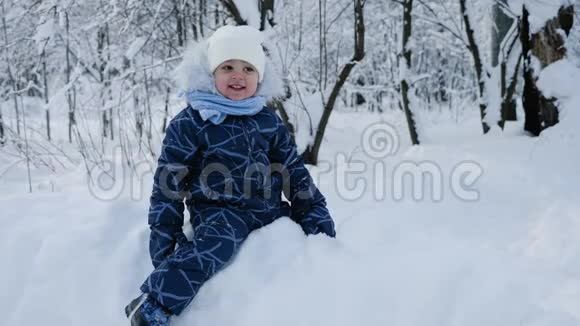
[
  {"left": 192, "top": 0, "right": 199, "bottom": 40},
  {"left": 175, "top": 0, "right": 184, "bottom": 47},
  {"left": 42, "top": 50, "right": 51, "bottom": 141},
  {"left": 214, "top": 2, "right": 220, "bottom": 29},
  {"left": 20, "top": 90, "right": 33, "bottom": 193},
  {"left": 144, "top": 70, "right": 153, "bottom": 143},
  {"left": 260, "top": 0, "right": 275, "bottom": 30},
  {"left": 492, "top": 0, "right": 518, "bottom": 127},
  {"left": 199, "top": 0, "right": 206, "bottom": 36},
  {"left": 97, "top": 24, "right": 109, "bottom": 139},
  {"left": 65, "top": 11, "right": 76, "bottom": 143},
  {"left": 1, "top": 1, "right": 20, "bottom": 136},
  {"left": 183, "top": 1, "right": 188, "bottom": 42},
  {"left": 400, "top": 0, "right": 419, "bottom": 145},
  {"left": 498, "top": 53, "right": 521, "bottom": 129},
  {"left": 520, "top": 5, "right": 574, "bottom": 136},
  {"left": 298, "top": 0, "right": 304, "bottom": 52},
  {"left": 459, "top": 0, "right": 490, "bottom": 134},
  {"left": 491, "top": 0, "right": 514, "bottom": 67},
  {"left": 219, "top": 0, "right": 246, "bottom": 25},
  {"left": 163, "top": 86, "right": 170, "bottom": 133},
  {"left": 257, "top": 0, "right": 294, "bottom": 144},
  {"left": 319, "top": 0, "right": 328, "bottom": 90},
  {"left": 0, "top": 103, "right": 4, "bottom": 145},
  {"left": 133, "top": 72, "right": 143, "bottom": 139},
  {"left": 106, "top": 23, "right": 113, "bottom": 141},
  {"left": 271, "top": 98, "right": 295, "bottom": 137},
  {"left": 11, "top": 83, "right": 20, "bottom": 137},
  {"left": 303, "top": 0, "right": 365, "bottom": 165},
  {"left": 162, "top": 45, "right": 174, "bottom": 135}
]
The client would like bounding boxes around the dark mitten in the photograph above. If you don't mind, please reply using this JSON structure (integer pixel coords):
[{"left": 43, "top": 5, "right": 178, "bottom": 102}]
[
  {"left": 297, "top": 207, "right": 336, "bottom": 238},
  {"left": 149, "top": 224, "right": 186, "bottom": 268}
]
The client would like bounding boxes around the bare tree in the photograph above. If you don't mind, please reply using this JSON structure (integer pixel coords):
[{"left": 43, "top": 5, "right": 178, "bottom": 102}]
[
  {"left": 399, "top": 0, "right": 419, "bottom": 145},
  {"left": 97, "top": 21, "right": 113, "bottom": 140},
  {"left": 0, "top": 103, "right": 4, "bottom": 145},
  {"left": 200, "top": 0, "right": 207, "bottom": 36},
  {"left": 492, "top": 0, "right": 520, "bottom": 129},
  {"left": 65, "top": 10, "right": 76, "bottom": 143},
  {"left": 20, "top": 89, "right": 33, "bottom": 193},
  {"left": 41, "top": 43, "right": 51, "bottom": 141},
  {"left": 174, "top": 0, "right": 185, "bottom": 46},
  {"left": 319, "top": 0, "right": 328, "bottom": 91},
  {"left": 133, "top": 70, "right": 144, "bottom": 139},
  {"left": 1, "top": 1, "right": 21, "bottom": 136},
  {"left": 459, "top": 0, "right": 489, "bottom": 134},
  {"left": 143, "top": 70, "right": 153, "bottom": 147},
  {"left": 260, "top": 0, "right": 275, "bottom": 30},
  {"left": 257, "top": 0, "right": 295, "bottom": 137},
  {"left": 4, "top": 0, "right": 551, "bottom": 173},
  {"left": 219, "top": 0, "right": 246, "bottom": 25},
  {"left": 303, "top": 0, "right": 366, "bottom": 165},
  {"left": 520, "top": 4, "right": 574, "bottom": 136}
]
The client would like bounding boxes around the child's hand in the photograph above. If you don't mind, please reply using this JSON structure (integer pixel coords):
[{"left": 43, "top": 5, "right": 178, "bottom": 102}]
[
  {"left": 299, "top": 214, "right": 336, "bottom": 238},
  {"left": 149, "top": 225, "right": 188, "bottom": 268}
]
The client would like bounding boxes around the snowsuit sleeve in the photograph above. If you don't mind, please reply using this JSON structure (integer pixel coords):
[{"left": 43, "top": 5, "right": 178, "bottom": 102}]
[
  {"left": 269, "top": 114, "right": 336, "bottom": 237},
  {"left": 148, "top": 116, "right": 198, "bottom": 267}
]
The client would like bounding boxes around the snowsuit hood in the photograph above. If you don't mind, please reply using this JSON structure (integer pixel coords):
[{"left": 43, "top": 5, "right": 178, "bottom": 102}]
[{"left": 174, "top": 39, "right": 285, "bottom": 101}]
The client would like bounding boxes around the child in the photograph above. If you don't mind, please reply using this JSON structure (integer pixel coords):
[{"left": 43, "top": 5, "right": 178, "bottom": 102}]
[{"left": 125, "top": 25, "right": 336, "bottom": 326}]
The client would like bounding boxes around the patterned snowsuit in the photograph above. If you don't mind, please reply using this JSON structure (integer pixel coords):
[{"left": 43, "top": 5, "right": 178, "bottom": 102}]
[{"left": 140, "top": 105, "right": 335, "bottom": 315}]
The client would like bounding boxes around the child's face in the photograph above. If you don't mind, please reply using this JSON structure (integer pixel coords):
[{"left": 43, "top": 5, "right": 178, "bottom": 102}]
[{"left": 214, "top": 59, "right": 259, "bottom": 101}]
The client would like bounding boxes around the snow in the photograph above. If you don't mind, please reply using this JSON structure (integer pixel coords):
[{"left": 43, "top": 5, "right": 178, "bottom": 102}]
[
  {"left": 2, "top": 2, "right": 580, "bottom": 321},
  {"left": 536, "top": 60, "right": 580, "bottom": 177},
  {"left": 33, "top": 19, "right": 55, "bottom": 54},
  {"left": 537, "top": 58, "right": 579, "bottom": 99},
  {"left": 286, "top": 87, "right": 325, "bottom": 154},
  {"left": 511, "top": 0, "right": 574, "bottom": 33},
  {"left": 2, "top": 94, "right": 580, "bottom": 325},
  {"left": 484, "top": 66, "right": 503, "bottom": 129},
  {"left": 232, "top": 0, "right": 262, "bottom": 29},
  {"left": 125, "top": 37, "right": 146, "bottom": 60}
]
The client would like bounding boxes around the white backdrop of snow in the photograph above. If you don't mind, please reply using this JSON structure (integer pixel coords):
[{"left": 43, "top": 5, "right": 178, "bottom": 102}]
[
  {"left": 2, "top": 3, "right": 580, "bottom": 321},
  {"left": 2, "top": 92, "right": 580, "bottom": 325}
]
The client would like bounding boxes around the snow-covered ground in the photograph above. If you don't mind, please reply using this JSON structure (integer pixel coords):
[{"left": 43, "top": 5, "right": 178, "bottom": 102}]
[{"left": 1, "top": 91, "right": 580, "bottom": 325}]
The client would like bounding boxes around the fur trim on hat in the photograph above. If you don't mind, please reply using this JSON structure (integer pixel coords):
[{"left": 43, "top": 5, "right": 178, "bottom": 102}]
[{"left": 174, "top": 40, "right": 285, "bottom": 101}]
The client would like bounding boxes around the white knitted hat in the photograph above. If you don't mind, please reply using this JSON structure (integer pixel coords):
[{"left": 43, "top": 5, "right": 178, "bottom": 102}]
[{"left": 207, "top": 25, "right": 266, "bottom": 82}]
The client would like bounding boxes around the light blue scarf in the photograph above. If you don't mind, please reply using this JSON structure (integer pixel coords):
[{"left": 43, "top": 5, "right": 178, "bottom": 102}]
[{"left": 184, "top": 90, "right": 266, "bottom": 125}]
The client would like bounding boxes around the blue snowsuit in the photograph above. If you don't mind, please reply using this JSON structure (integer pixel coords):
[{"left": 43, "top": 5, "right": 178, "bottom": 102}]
[{"left": 140, "top": 105, "right": 335, "bottom": 315}]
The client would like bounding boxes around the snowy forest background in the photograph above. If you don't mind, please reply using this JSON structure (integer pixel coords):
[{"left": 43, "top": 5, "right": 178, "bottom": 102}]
[
  {"left": 2, "top": 1, "right": 580, "bottom": 325},
  {"left": 1, "top": 0, "right": 578, "bottom": 183}
]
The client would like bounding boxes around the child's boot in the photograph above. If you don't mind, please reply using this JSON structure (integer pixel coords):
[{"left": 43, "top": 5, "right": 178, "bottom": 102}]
[{"left": 125, "top": 293, "right": 171, "bottom": 326}]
